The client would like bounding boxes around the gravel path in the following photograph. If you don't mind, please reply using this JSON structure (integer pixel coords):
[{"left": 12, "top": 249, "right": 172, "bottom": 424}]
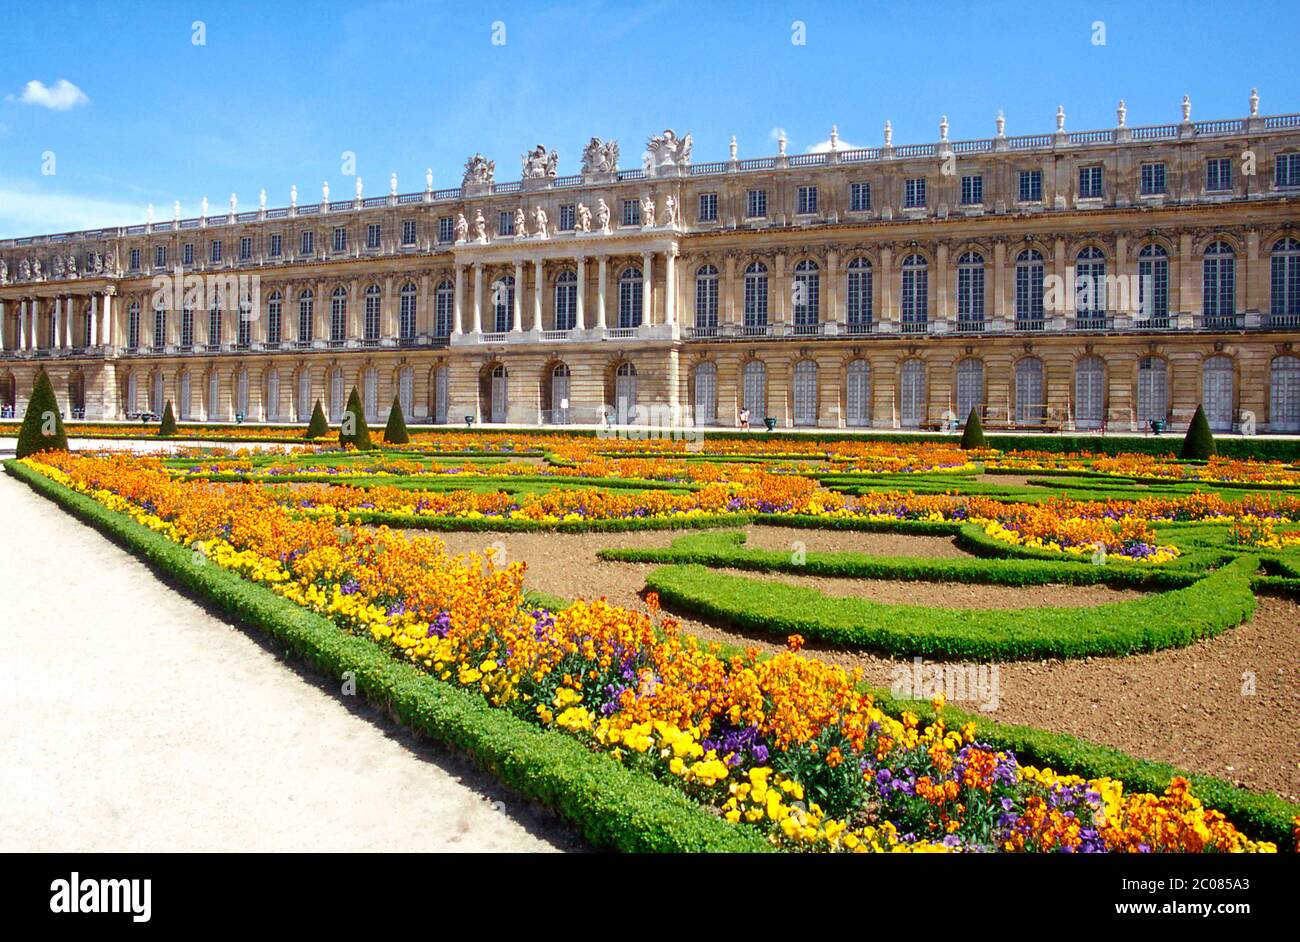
[{"left": 0, "top": 473, "right": 581, "bottom": 853}]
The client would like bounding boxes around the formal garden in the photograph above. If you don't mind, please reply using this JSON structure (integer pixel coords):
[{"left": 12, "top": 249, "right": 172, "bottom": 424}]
[{"left": 5, "top": 375, "right": 1299, "bottom": 853}]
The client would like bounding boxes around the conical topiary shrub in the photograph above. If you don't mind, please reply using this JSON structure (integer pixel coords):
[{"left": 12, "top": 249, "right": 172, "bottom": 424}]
[
  {"left": 383, "top": 396, "right": 409, "bottom": 445},
  {"left": 1180, "top": 403, "right": 1217, "bottom": 460},
  {"left": 338, "top": 386, "right": 373, "bottom": 450},
  {"left": 959, "top": 408, "right": 986, "bottom": 450},
  {"left": 305, "top": 399, "right": 328, "bottom": 439},
  {"left": 16, "top": 369, "right": 68, "bottom": 459},
  {"left": 158, "top": 400, "right": 177, "bottom": 436}
]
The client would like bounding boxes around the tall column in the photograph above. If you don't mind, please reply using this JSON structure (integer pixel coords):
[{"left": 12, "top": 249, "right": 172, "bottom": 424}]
[
  {"left": 1177, "top": 231, "right": 1194, "bottom": 314},
  {"left": 533, "top": 258, "right": 544, "bottom": 331},
  {"left": 992, "top": 240, "right": 1007, "bottom": 318},
  {"left": 53, "top": 297, "right": 62, "bottom": 350},
  {"left": 574, "top": 256, "right": 586, "bottom": 330},
  {"left": 725, "top": 252, "right": 737, "bottom": 326},
  {"left": 935, "top": 242, "right": 949, "bottom": 322},
  {"left": 664, "top": 249, "right": 677, "bottom": 326},
  {"left": 774, "top": 252, "right": 786, "bottom": 326},
  {"left": 826, "top": 248, "right": 840, "bottom": 325},
  {"left": 512, "top": 259, "right": 524, "bottom": 332},
  {"left": 879, "top": 247, "right": 893, "bottom": 325},
  {"left": 1113, "top": 233, "right": 1129, "bottom": 317},
  {"left": 418, "top": 273, "right": 431, "bottom": 337},
  {"left": 381, "top": 276, "right": 395, "bottom": 338},
  {"left": 89, "top": 294, "right": 99, "bottom": 347},
  {"left": 641, "top": 251, "right": 653, "bottom": 326},
  {"left": 0, "top": 300, "right": 5, "bottom": 352},
  {"left": 453, "top": 264, "right": 465, "bottom": 335},
  {"left": 596, "top": 255, "right": 608, "bottom": 329},
  {"left": 472, "top": 263, "right": 484, "bottom": 334},
  {"left": 348, "top": 279, "right": 360, "bottom": 340},
  {"left": 65, "top": 295, "right": 73, "bottom": 347},
  {"left": 18, "top": 300, "right": 27, "bottom": 351},
  {"left": 101, "top": 292, "right": 114, "bottom": 348}
]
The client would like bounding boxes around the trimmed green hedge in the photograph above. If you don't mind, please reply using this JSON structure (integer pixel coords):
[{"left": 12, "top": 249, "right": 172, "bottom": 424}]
[
  {"left": 600, "top": 530, "right": 1199, "bottom": 590},
  {"left": 330, "top": 510, "right": 753, "bottom": 533},
  {"left": 644, "top": 555, "right": 1258, "bottom": 660},
  {"left": 4, "top": 459, "right": 768, "bottom": 854}
]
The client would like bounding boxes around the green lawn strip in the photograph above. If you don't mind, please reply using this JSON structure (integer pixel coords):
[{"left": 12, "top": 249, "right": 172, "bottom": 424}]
[
  {"left": 643, "top": 556, "right": 1258, "bottom": 661},
  {"left": 331, "top": 509, "right": 754, "bottom": 533},
  {"left": 599, "top": 530, "right": 1198, "bottom": 590},
  {"left": 3, "top": 459, "right": 768, "bottom": 854}
]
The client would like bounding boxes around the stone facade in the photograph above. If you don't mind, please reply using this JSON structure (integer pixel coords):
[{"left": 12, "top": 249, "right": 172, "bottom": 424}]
[{"left": 2, "top": 97, "right": 1300, "bottom": 433}]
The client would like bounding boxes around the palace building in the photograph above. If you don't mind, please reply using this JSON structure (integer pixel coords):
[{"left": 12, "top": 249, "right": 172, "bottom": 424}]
[{"left": 2, "top": 93, "right": 1299, "bottom": 433}]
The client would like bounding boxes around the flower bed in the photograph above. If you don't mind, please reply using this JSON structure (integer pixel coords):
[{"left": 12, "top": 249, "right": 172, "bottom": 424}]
[{"left": 12, "top": 450, "right": 1284, "bottom": 853}]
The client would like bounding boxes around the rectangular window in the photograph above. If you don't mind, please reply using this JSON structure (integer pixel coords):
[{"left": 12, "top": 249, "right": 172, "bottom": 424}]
[
  {"left": 698, "top": 192, "right": 718, "bottom": 222},
  {"left": 332, "top": 226, "right": 347, "bottom": 252},
  {"left": 621, "top": 199, "right": 640, "bottom": 226},
  {"left": 559, "top": 203, "right": 576, "bottom": 231},
  {"left": 797, "top": 185, "right": 818, "bottom": 215},
  {"left": 1140, "top": 162, "right": 1166, "bottom": 196},
  {"left": 435, "top": 218, "right": 450, "bottom": 244},
  {"left": 154, "top": 245, "right": 166, "bottom": 268},
  {"left": 498, "top": 211, "right": 514, "bottom": 236},
  {"left": 1276, "top": 153, "right": 1300, "bottom": 188},
  {"left": 849, "top": 182, "right": 871, "bottom": 212},
  {"left": 1078, "top": 165, "right": 1103, "bottom": 199},
  {"left": 746, "top": 189, "right": 767, "bottom": 218},
  {"left": 269, "top": 234, "right": 282, "bottom": 258},
  {"left": 367, "top": 223, "right": 381, "bottom": 249},
  {"left": 300, "top": 230, "right": 314, "bottom": 256},
  {"left": 1206, "top": 157, "right": 1233, "bottom": 192},
  {"left": 1018, "top": 170, "right": 1043, "bottom": 202},
  {"left": 210, "top": 240, "right": 222, "bottom": 263},
  {"left": 183, "top": 243, "right": 194, "bottom": 266},
  {"left": 904, "top": 178, "right": 926, "bottom": 208},
  {"left": 129, "top": 248, "right": 140, "bottom": 271},
  {"left": 239, "top": 236, "right": 252, "bottom": 260},
  {"left": 960, "top": 175, "right": 982, "bottom": 206}
]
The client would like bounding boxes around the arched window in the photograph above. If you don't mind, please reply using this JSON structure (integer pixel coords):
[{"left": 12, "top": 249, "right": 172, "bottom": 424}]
[
  {"left": 793, "top": 260, "right": 820, "bottom": 332},
  {"left": 363, "top": 285, "right": 381, "bottom": 342},
  {"left": 554, "top": 270, "right": 578, "bottom": 331},
  {"left": 1270, "top": 237, "right": 1300, "bottom": 321},
  {"left": 900, "top": 254, "right": 928, "bottom": 329},
  {"left": 1270, "top": 355, "right": 1300, "bottom": 432},
  {"left": 1137, "top": 356, "right": 1168, "bottom": 427},
  {"left": 1074, "top": 355, "right": 1105, "bottom": 430},
  {"left": 899, "top": 359, "right": 926, "bottom": 427},
  {"left": 1202, "top": 355, "right": 1234, "bottom": 432},
  {"left": 793, "top": 359, "right": 818, "bottom": 425},
  {"left": 613, "top": 361, "right": 637, "bottom": 422},
  {"left": 207, "top": 370, "right": 221, "bottom": 421},
  {"left": 955, "top": 358, "right": 984, "bottom": 424},
  {"left": 181, "top": 300, "right": 195, "bottom": 348},
  {"left": 266, "top": 291, "right": 282, "bottom": 345},
  {"left": 237, "top": 295, "right": 252, "bottom": 347},
  {"left": 179, "top": 370, "right": 192, "bottom": 421},
  {"left": 693, "top": 361, "right": 717, "bottom": 425},
  {"left": 1015, "top": 249, "right": 1045, "bottom": 326},
  {"left": 1138, "top": 244, "right": 1169, "bottom": 323},
  {"left": 742, "top": 360, "right": 766, "bottom": 416},
  {"left": 1203, "top": 241, "right": 1235, "bottom": 320},
  {"left": 493, "top": 276, "right": 515, "bottom": 333},
  {"left": 433, "top": 280, "right": 452, "bottom": 338},
  {"left": 208, "top": 294, "right": 223, "bottom": 347},
  {"left": 127, "top": 301, "right": 141, "bottom": 349},
  {"left": 432, "top": 364, "right": 449, "bottom": 424},
  {"left": 125, "top": 371, "right": 139, "bottom": 414},
  {"left": 487, "top": 364, "right": 508, "bottom": 423},
  {"left": 153, "top": 303, "right": 166, "bottom": 349},
  {"left": 329, "top": 367, "right": 345, "bottom": 421},
  {"left": 846, "top": 257, "right": 873, "bottom": 332},
  {"left": 618, "top": 267, "right": 643, "bottom": 328},
  {"left": 743, "top": 261, "right": 768, "bottom": 330},
  {"left": 695, "top": 264, "right": 719, "bottom": 330},
  {"left": 362, "top": 366, "right": 378, "bottom": 421},
  {"left": 150, "top": 372, "right": 164, "bottom": 416},
  {"left": 550, "top": 362, "right": 571, "bottom": 424},
  {"left": 298, "top": 289, "right": 314, "bottom": 343},
  {"left": 330, "top": 287, "right": 348, "bottom": 342},
  {"left": 398, "top": 366, "right": 414, "bottom": 419},
  {"left": 297, "top": 368, "right": 313, "bottom": 421},
  {"left": 401, "top": 281, "right": 419, "bottom": 340},
  {"left": 1076, "top": 246, "right": 1106, "bottom": 320},
  {"left": 1014, "top": 357, "right": 1045, "bottom": 425},
  {"left": 845, "top": 359, "right": 871, "bottom": 427},
  {"left": 265, "top": 368, "right": 280, "bottom": 421},
  {"left": 234, "top": 368, "right": 249, "bottom": 418},
  {"left": 956, "top": 251, "right": 985, "bottom": 325}
]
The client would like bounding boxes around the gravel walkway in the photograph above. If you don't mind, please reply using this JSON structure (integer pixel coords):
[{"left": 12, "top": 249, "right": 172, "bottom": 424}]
[{"left": 0, "top": 472, "right": 581, "bottom": 853}]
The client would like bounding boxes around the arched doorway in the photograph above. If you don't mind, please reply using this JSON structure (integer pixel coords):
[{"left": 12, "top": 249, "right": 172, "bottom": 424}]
[
  {"left": 545, "top": 362, "right": 571, "bottom": 425},
  {"left": 1202, "top": 356, "right": 1234, "bottom": 432},
  {"left": 67, "top": 372, "right": 86, "bottom": 419},
  {"left": 480, "top": 363, "right": 508, "bottom": 423},
  {"left": 693, "top": 361, "right": 717, "bottom": 426}
]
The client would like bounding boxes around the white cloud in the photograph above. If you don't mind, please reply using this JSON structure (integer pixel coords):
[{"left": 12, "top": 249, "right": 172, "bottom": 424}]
[
  {"left": 10, "top": 79, "right": 89, "bottom": 111},
  {"left": 0, "top": 179, "right": 143, "bottom": 239},
  {"left": 806, "top": 136, "right": 862, "bottom": 153}
]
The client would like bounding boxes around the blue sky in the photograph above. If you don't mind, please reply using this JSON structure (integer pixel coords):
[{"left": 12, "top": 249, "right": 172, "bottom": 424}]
[{"left": 0, "top": 0, "right": 1297, "bottom": 239}]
